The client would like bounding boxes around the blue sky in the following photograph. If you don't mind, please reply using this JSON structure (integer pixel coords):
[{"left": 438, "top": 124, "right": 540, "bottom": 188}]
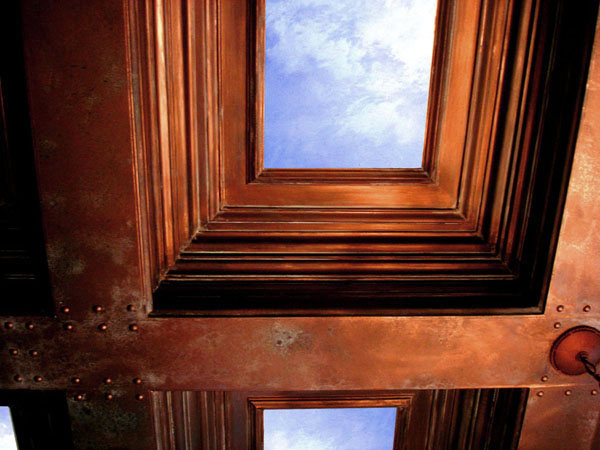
[
  {"left": 264, "top": 0, "right": 437, "bottom": 168},
  {"left": 0, "top": 408, "right": 17, "bottom": 450},
  {"left": 264, "top": 408, "right": 397, "bottom": 449}
]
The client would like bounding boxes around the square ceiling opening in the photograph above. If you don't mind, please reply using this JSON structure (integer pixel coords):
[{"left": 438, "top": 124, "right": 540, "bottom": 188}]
[
  {"left": 263, "top": 407, "right": 397, "bottom": 450},
  {"left": 263, "top": 0, "right": 436, "bottom": 169}
]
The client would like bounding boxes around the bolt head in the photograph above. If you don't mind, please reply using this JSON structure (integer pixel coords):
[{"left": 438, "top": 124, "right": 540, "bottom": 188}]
[
  {"left": 92, "top": 305, "right": 103, "bottom": 313},
  {"left": 129, "top": 324, "right": 139, "bottom": 332},
  {"left": 9, "top": 349, "right": 18, "bottom": 356},
  {"left": 60, "top": 306, "right": 70, "bottom": 314},
  {"left": 104, "top": 378, "right": 112, "bottom": 384},
  {"left": 98, "top": 323, "right": 108, "bottom": 331},
  {"left": 541, "top": 375, "right": 548, "bottom": 382},
  {"left": 4, "top": 322, "right": 13, "bottom": 329},
  {"left": 536, "top": 391, "right": 544, "bottom": 397},
  {"left": 74, "top": 394, "right": 84, "bottom": 401},
  {"left": 565, "top": 390, "right": 572, "bottom": 396},
  {"left": 126, "top": 304, "right": 136, "bottom": 312},
  {"left": 29, "top": 350, "right": 39, "bottom": 357},
  {"left": 63, "top": 323, "right": 74, "bottom": 331},
  {"left": 13, "top": 375, "right": 22, "bottom": 383},
  {"left": 556, "top": 305, "right": 565, "bottom": 312},
  {"left": 71, "top": 377, "right": 81, "bottom": 384},
  {"left": 592, "top": 389, "right": 598, "bottom": 396},
  {"left": 583, "top": 305, "right": 592, "bottom": 312},
  {"left": 135, "top": 394, "right": 144, "bottom": 401},
  {"left": 25, "top": 323, "right": 34, "bottom": 330},
  {"left": 33, "top": 376, "right": 42, "bottom": 383},
  {"left": 553, "top": 322, "right": 561, "bottom": 329},
  {"left": 105, "top": 393, "right": 114, "bottom": 400},
  {"left": 133, "top": 378, "right": 142, "bottom": 385}
]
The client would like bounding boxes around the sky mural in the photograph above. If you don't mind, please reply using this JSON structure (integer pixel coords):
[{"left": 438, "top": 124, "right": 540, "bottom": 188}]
[
  {"left": 264, "top": 408, "right": 397, "bottom": 450},
  {"left": 264, "top": 0, "right": 437, "bottom": 168},
  {"left": 0, "top": 408, "right": 17, "bottom": 450}
]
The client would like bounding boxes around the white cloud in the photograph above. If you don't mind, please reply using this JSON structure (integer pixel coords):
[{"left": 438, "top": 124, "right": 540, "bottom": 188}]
[
  {"left": 267, "top": 429, "right": 337, "bottom": 450},
  {"left": 0, "top": 409, "right": 17, "bottom": 450},
  {"left": 0, "top": 435, "right": 17, "bottom": 450},
  {"left": 265, "top": 0, "right": 437, "bottom": 168},
  {"left": 0, "top": 425, "right": 17, "bottom": 450},
  {"left": 263, "top": 408, "right": 396, "bottom": 450}
]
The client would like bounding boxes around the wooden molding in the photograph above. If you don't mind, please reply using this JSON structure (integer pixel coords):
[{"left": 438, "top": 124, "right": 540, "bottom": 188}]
[
  {"left": 248, "top": 394, "right": 412, "bottom": 450},
  {"left": 150, "top": 389, "right": 528, "bottom": 450},
  {"left": 0, "top": 2, "right": 51, "bottom": 315},
  {"left": 151, "top": 391, "right": 230, "bottom": 449},
  {"left": 128, "top": 0, "right": 599, "bottom": 315}
]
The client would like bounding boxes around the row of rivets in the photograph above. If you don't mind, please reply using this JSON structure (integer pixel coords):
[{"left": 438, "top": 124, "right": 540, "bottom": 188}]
[
  {"left": 96, "top": 323, "right": 138, "bottom": 332},
  {"left": 555, "top": 304, "right": 592, "bottom": 312},
  {"left": 540, "top": 375, "right": 598, "bottom": 395},
  {"left": 73, "top": 393, "right": 144, "bottom": 401},
  {"left": 61, "top": 304, "right": 137, "bottom": 314},
  {"left": 6, "top": 320, "right": 139, "bottom": 331},
  {"left": 8, "top": 349, "right": 39, "bottom": 356},
  {"left": 70, "top": 377, "right": 142, "bottom": 385},
  {"left": 13, "top": 375, "right": 143, "bottom": 386},
  {"left": 4, "top": 322, "right": 34, "bottom": 330},
  {"left": 13, "top": 375, "right": 43, "bottom": 383},
  {"left": 537, "top": 389, "right": 597, "bottom": 397}
]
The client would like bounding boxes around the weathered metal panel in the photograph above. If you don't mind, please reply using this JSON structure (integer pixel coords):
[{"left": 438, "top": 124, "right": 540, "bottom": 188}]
[{"left": 0, "top": 0, "right": 598, "bottom": 448}]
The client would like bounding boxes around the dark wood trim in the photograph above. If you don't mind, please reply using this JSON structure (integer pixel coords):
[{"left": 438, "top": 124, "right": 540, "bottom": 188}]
[
  {"left": 0, "top": 391, "right": 73, "bottom": 450},
  {"left": 127, "top": 0, "right": 599, "bottom": 315},
  {"left": 148, "top": 389, "right": 528, "bottom": 450},
  {"left": 0, "top": 1, "right": 51, "bottom": 315},
  {"left": 151, "top": 391, "right": 230, "bottom": 449},
  {"left": 248, "top": 394, "right": 412, "bottom": 450}
]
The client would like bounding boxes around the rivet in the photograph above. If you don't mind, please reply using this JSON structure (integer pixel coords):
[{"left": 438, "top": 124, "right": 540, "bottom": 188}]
[
  {"left": 8, "top": 349, "right": 18, "bottom": 356},
  {"left": 556, "top": 305, "right": 564, "bottom": 312},
  {"left": 33, "top": 376, "right": 43, "bottom": 383},
  {"left": 63, "top": 323, "right": 74, "bottom": 331},
  {"left": 60, "top": 306, "right": 70, "bottom": 314},
  {"left": 4, "top": 322, "right": 14, "bottom": 329},
  {"left": 583, "top": 305, "right": 591, "bottom": 312},
  {"left": 133, "top": 378, "right": 142, "bottom": 385},
  {"left": 98, "top": 323, "right": 108, "bottom": 332},
  {"left": 13, "top": 375, "right": 22, "bottom": 383},
  {"left": 103, "top": 377, "right": 112, "bottom": 384},
  {"left": 129, "top": 324, "right": 139, "bottom": 332},
  {"left": 71, "top": 377, "right": 81, "bottom": 384},
  {"left": 25, "top": 323, "right": 34, "bottom": 330},
  {"left": 105, "top": 393, "right": 114, "bottom": 400},
  {"left": 565, "top": 390, "right": 572, "bottom": 396},
  {"left": 592, "top": 389, "right": 598, "bottom": 396},
  {"left": 92, "top": 305, "right": 103, "bottom": 313},
  {"left": 126, "top": 304, "right": 136, "bottom": 312},
  {"left": 541, "top": 375, "right": 548, "bottom": 382},
  {"left": 74, "top": 394, "right": 84, "bottom": 401},
  {"left": 536, "top": 391, "right": 544, "bottom": 397},
  {"left": 553, "top": 322, "right": 561, "bottom": 329},
  {"left": 135, "top": 394, "right": 144, "bottom": 401},
  {"left": 29, "top": 350, "right": 39, "bottom": 357}
]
